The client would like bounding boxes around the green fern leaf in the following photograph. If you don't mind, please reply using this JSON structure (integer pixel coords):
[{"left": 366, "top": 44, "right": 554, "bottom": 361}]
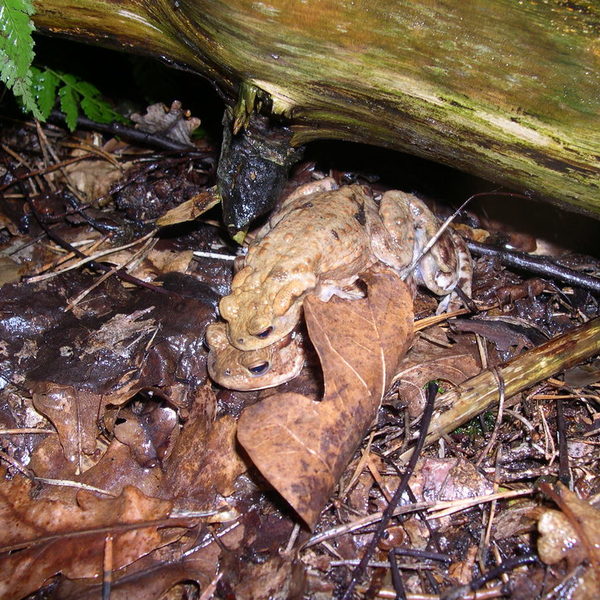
[
  {"left": 77, "top": 80, "right": 110, "bottom": 122},
  {"left": 58, "top": 83, "right": 78, "bottom": 131},
  {"left": 0, "top": 0, "right": 41, "bottom": 117},
  {"left": 72, "top": 78, "right": 124, "bottom": 124},
  {"left": 51, "top": 71, "right": 125, "bottom": 126},
  {"left": 31, "top": 66, "right": 59, "bottom": 119}
]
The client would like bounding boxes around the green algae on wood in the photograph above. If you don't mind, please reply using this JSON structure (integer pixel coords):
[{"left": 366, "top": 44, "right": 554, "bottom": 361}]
[{"left": 32, "top": 0, "right": 600, "bottom": 215}]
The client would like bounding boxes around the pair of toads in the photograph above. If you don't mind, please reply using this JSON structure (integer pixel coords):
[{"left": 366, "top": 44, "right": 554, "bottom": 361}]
[{"left": 206, "top": 178, "right": 473, "bottom": 390}]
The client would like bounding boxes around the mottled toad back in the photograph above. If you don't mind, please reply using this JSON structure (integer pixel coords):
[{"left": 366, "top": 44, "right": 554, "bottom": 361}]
[
  {"left": 219, "top": 178, "right": 472, "bottom": 352},
  {"left": 219, "top": 180, "right": 377, "bottom": 350}
]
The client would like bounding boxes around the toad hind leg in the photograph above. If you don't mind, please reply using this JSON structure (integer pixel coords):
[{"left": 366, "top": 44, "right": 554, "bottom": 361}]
[{"left": 377, "top": 190, "right": 473, "bottom": 313}]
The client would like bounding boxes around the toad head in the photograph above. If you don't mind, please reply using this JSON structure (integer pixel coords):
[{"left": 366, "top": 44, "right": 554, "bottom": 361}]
[{"left": 219, "top": 276, "right": 314, "bottom": 350}]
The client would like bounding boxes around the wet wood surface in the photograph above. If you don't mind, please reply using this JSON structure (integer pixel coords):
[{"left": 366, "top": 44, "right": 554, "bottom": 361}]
[{"left": 33, "top": 0, "right": 600, "bottom": 215}]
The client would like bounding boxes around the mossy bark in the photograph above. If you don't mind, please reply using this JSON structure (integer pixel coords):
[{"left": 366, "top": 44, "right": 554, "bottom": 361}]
[{"left": 33, "top": 0, "right": 600, "bottom": 216}]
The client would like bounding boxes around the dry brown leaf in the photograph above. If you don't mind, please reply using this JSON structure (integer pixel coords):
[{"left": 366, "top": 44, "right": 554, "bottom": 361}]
[
  {"left": 78, "top": 439, "right": 165, "bottom": 499},
  {"left": 32, "top": 384, "right": 102, "bottom": 468},
  {"left": 28, "top": 433, "right": 76, "bottom": 480},
  {"left": 23, "top": 410, "right": 168, "bottom": 500},
  {"left": 131, "top": 100, "right": 201, "bottom": 145},
  {"left": 156, "top": 188, "right": 220, "bottom": 226},
  {"left": 114, "top": 403, "right": 178, "bottom": 468},
  {"left": 538, "top": 483, "right": 600, "bottom": 600},
  {"left": 105, "top": 248, "right": 195, "bottom": 280},
  {"left": 54, "top": 537, "right": 223, "bottom": 600},
  {"left": 219, "top": 553, "right": 306, "bottom": 600},
  {"left": 163, "top": 385, "right": 246, "bottom": 507},
  {"left": 492, "top": 500, "right": 539, "bottom": 540},
  {"left": 448, "top": 545, "right": 478, "bottom": 585},
  {"left": 62, "top": 148, "right": 126, "bottom": 200},
  {"left": 0, "top": 477, "right": 178, "bottom": 600},
  {"left": 393, "top": 334, "right": 480, "bottom": 417},
  {"left": 0, "top": 254, "right": 24, "bottom": 285},
  {"left": 237, "top": 267, "right": 413, "bottom": 528},
  {"left": 410, "top": 457, "right": 494, "bottom": 504},
  {"left": 538, "top": 483, "right": 600, "bottom": 567}
]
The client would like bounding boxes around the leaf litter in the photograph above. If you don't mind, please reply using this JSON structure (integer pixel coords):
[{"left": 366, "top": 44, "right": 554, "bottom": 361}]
[{"left": 0, "top": 115, "right": 599, "bottom": 600}]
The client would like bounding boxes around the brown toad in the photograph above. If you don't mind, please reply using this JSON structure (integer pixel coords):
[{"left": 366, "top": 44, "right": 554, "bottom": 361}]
[
  {"left": 206, "top": 321, "right": 305, "bottom": 390},
  {"left": 219, "top": 179, "right": 472, "bottom": 352}
]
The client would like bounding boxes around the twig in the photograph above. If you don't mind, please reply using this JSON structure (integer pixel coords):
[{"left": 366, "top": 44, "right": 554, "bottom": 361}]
[
  {"left": 398, "top": 316, "right": 600, "bottom": 460},
  {"left": 193, "top": 251, "right": 237, "bottom": 261},
  {"left": 0, "top": 516, "right": 199, "bottom": 554},
  {"left": 388, "top": 547, "right": 451, "bottom": 599},
  {"left": 443, "top": 554, "right": 538, "bottom": 600},
  {"left": 26, "top": 231, "right": 156, "bottom": 282},
  {"left": 65, "top": 235, "right": 157, "bottom": 310},
  {"left": 60, "top": 140, "right": 122, "bottom": 168},
  {"left": 33, "top": 477, "right": 117, "bottom": 497},
  {"left": 426, "top": 488, "right": 533, "bottom": 520},
  {"left": 475, "top": 367, "right": 505, "bottom": 467},
  {"left": 0, "top": 149, "right": 97, "bottom": 193},
  {"left": 102, "top": 535, "right": 114, "bottom": 600},
  {"left": 283, "top": 523, "right": 301, "bottom": 555},
  {"left": 538, "top": 403, "right": 557, "bottom": 464},
  {"left": 0, "top": 428, "right": 55, "bottom": 435},
  {"left": 0, "top": 449, "right": 34, "bottom": 478},
  {"left": 340, "top": 430, "right": 376, "bottom": 498},
  {"left": 467, "top": 240, "right": 600, "bottom": 294},
  {"left": 49, "top": 110, "right": 196, "bottom": 152},
  {"left": 199, "top": 572, "right": 223, "bottom": 600},
  {"left": 403, "top": 193, "right": 479, "bottom": 278},
  {"left": 340, "top": 382, "right": 439, "bottom": 600},
  {"left": 304, "top": 501, "right": 434, "bottom": 549},
  {"left": 556, "top": 395, "right": 571, "bottom": 486},
  {"left": 479, "top": 447, "right": 502, "bottom": 570},
  {"left": 37, "top": 235, "right": 108, "bottom": 274}
]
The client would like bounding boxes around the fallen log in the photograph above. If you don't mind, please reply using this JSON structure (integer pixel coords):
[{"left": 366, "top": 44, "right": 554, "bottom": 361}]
[{"left": 33, "top": 1, "right": 600, "bottom": 216}]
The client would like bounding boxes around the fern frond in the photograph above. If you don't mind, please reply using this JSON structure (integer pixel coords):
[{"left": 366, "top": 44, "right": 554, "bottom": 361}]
[
  {"left": 58, "top": 79, "right": 78, "bottom": 131},
  {"left": 0, "top": 0, "right": 40, "bottom": 117},
  {"left": 52, "top": 70, "right": 126, "bottom": 130},
  {"left": 31, "top": 66, "right": 59, "bottom": 119}
]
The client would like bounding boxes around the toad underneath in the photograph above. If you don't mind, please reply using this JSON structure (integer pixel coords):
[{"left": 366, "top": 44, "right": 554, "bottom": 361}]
[
  {"left": 218, "top": 178, "right": 472, "bottom": 352},
  {"left": 206, "top": 321, "right": 306, "bottom": 390}
]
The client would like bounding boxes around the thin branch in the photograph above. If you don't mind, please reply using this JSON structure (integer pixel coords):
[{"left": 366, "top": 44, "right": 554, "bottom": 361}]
[
  {"left": 340, "top": 382, "right": 439, "bottom": 600},
  {"left": 398, "top": 316, "right": 600, "bottom": 460},
  {"left": 467, "top": 240, "right": 600, "bottom": 294},
  {"left": 49, "top": 110, "right": 196, "bottom": 152}
]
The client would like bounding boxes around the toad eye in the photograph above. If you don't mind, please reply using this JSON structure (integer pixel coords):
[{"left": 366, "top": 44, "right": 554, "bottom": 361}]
[
  {"left": 255, "top": 326, "right": 273, "bottom": 339},
  {"left": 248, "top": 361, "right": 270, "bottom": 376}
]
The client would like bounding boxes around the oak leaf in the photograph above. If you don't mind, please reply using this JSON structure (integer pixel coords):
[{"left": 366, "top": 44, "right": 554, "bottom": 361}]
[
  {"left": 0, "top": 478, "right": 178, "bottom": 600},
  {"left": 237, "top": 267, "right": 413, "bottom": 528}
]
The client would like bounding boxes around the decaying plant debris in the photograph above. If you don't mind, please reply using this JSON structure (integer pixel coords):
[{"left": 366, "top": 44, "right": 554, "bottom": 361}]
[{"left": 0, "top": 115, "right": 599, "bottom": 600}]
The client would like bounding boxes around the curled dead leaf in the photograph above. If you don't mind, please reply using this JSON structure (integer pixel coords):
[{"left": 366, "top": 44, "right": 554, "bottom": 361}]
[
  {"left": 131, "top": 100, "right": 201, "bottom": 146},
  {"left": 238, "top": 267, "right": 413, "bottom": 528},
  {"left": 32, "top": 384, "right": 102, "bottom": 469},
  {"left": 393, "top": 334, "right": 480, "bottom": 417},
  {"left": 0, "top": 478, "right": 178, "bottom": 600},
  {"left": 537, "top": 483, "right": 600, "bottom": 600}
]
